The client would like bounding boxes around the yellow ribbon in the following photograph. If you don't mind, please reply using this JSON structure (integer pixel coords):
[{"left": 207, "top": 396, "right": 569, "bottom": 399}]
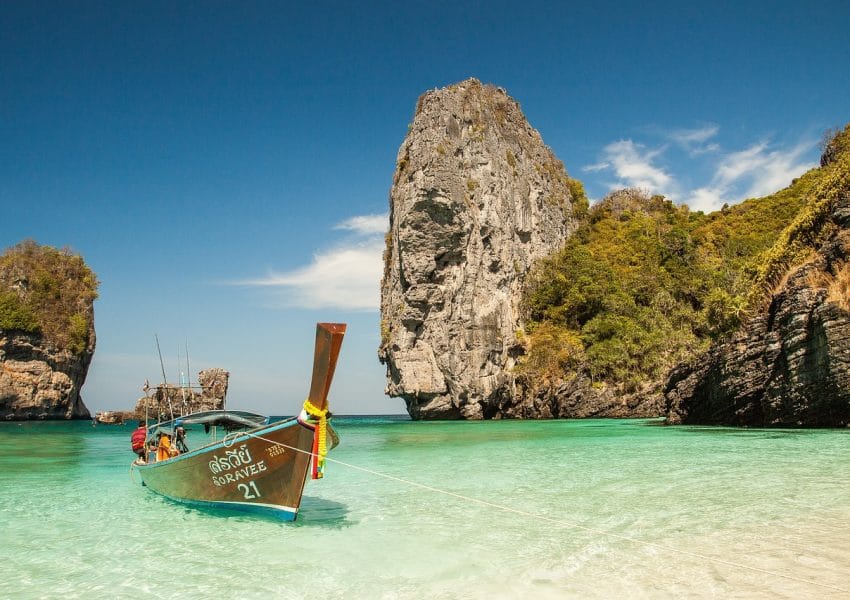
[{"left": 303, "top": 399, "right": 328, "bottom": 477}]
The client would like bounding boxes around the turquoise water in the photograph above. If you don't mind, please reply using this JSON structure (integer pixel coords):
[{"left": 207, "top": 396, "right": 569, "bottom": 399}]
[{"left": 1, "top": 417, "right": 849, "bottom": 599}]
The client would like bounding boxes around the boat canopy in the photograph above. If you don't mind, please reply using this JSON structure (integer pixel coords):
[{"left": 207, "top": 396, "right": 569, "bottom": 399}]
[{"left": 150, "top": 410, "right": 273, "bottom": 435}]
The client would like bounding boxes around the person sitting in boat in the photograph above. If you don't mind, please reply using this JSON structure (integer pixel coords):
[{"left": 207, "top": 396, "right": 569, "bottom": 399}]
[
  {"left": 174, "top": 426, "right": 189, "bottom": 453},
  {"left": 156, "top": 433, "right": 181, "bottom": 461},
  {"left": 130, "top": 422, "right": 147, "bottom": 462},
  {"left": 147, "top": 440, "right": 158, "bottom": 463}
]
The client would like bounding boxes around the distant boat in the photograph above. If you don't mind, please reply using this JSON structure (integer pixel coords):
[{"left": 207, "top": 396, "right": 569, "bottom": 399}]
[{"left": 130, "top": 322, "right": 346, "bottom": 521}]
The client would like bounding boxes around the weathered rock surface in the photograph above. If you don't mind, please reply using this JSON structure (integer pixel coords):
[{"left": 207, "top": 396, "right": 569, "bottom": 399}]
[
  {"left": 665, "top": 161, "right": 850, "bottom": 427},
  {"left": 510, "top": 377, "right": 665, "bottom": 419},
  {"left": 379, "top": 79, "right": 580, "bottom": 419},
  {"left": 0, "top": 331, "right": 93, "bottom": 420},
  {"left": 132, "top": 368, "right": 229, "bottom": 420}
]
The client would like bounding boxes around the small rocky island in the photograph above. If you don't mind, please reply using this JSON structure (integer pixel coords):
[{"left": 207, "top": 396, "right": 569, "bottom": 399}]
[
  {"left": 0, "top": 241, "right": 98, "bottom": 420},
  {"left": 92, "top": 368, "right": 231, "bottom": 424},
  {"left": 132, "top": 368, "right": 230, "bottom": 420},
  {"left": 380, "top": 78, "right": 850, "bottom": 425}
]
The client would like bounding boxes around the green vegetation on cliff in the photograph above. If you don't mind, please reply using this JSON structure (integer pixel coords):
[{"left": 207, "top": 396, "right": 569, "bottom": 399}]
[
  {"left": 520, "top": 125, "right": 850, "bottom": 394},
  {"left": 0, "top": 240, "right": 99, "bottom": 354}
]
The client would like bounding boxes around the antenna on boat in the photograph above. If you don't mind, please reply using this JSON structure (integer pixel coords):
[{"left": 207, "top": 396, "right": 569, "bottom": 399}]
[
  {"left": 185, "top": 340, "right": 191, "bottom": 389},
  {"left": 178, "top": 344, "right": 187, "bottom": 417},
  {"left": 155, "top": 334, "right": 168, "bottom": 386},
  {"left": 155, "top": 334, "right": 174, "bottom": 421},
  {"left": 184, "top": 340, "right": 191, "bottom": 416}
]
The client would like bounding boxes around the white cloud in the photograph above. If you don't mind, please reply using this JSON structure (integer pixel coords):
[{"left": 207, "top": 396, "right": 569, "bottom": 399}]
[
  {"left": 333, "top": 213, "right": 388, "bottom": 235},
  {"left": 243, "top": 239, "right": 383, "bottom": 311},
  {"left": 582, "top": 161, "right": 610, "bottom": 173},
  {"left": 716, "top": 141, "right": 815, "bottom": 199},
  {"left": 583, "top": 126, "right": 818, "bottom": 212},
  {"left": 686, "top": 140, "right": 817, "bottom": 210},
  {"left": 670, "top": 125, "right": 719, "bottom": 145},
  {"left": 714, "top": 142, "right": 771, "bottom": 188},
  {"left": 596, "top": 139, "right": 673, "bottom": 192},
  {"left": 238, "top": 213, "right": 386, "bottom": 311},
  {"left": 669, "top": 125, "right": 720, "bottom": 156},
  {"left": 684, "top": 186, "right": 726, "bottom": 213}
]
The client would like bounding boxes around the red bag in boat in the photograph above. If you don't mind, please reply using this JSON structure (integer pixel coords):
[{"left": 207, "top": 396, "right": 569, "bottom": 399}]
[{"left": 130, "top": 427, "right": 146, "bottom": 452}]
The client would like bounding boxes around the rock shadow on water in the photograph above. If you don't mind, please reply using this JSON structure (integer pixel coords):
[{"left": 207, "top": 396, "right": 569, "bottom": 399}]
[{"left": 678, "top": 425, "right": 820, "bottom": 438}]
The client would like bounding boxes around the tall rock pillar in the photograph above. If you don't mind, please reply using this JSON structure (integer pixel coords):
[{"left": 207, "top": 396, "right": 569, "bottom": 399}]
[{"left": 379, "top": 79, "right": 580, "bottom": 419}]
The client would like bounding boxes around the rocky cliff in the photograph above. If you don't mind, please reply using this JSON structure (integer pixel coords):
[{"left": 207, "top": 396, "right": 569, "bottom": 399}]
[
  {"left": 665, "top": 132, "right": 850, "bottom": 426},
  {"left": 0, "top": 331, "right": 93, "bottom": 420},
  {"left": 133, "top": 368, "right": 229, "bottom": 421},
  {"left": 379, "top": 79, "right": 582, "bottom": 419},
  {"left": 0, "top": 241, "right": 97, "bottom": 420}
]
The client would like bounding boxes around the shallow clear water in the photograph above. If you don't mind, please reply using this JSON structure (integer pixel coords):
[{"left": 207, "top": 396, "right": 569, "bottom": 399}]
[{"left": 1, "top": 417, "right": 849, "bottom": 599}]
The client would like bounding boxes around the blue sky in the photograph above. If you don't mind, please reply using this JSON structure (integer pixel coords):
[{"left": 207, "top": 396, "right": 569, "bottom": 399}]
[{"left": 2, "top": 1, "right": 848, "bottom": 415}]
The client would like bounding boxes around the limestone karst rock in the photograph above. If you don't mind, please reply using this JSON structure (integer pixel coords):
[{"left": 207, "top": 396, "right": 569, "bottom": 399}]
[
  {"left": 665, "top": 136, "right": 850, "bottom": 427},
  {"left": 379, "top": 79, "right": 582, "bottom": 419},
  {"left": 132, "top": 368, "right": 230, "bottom": 420},
  {"left": 0, "top": 331, "right": 93, "bottom": 420},
  {"left": 0, "top": 241, "right": 97, "bottom": 420}
]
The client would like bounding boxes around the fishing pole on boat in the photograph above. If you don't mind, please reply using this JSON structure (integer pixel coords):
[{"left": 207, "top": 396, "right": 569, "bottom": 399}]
[
  {"left": 177, "top": 344, "right": 187, "bottom": 417},
  {"left": 185, "top": 340, "right": 191, "bottom": 389},
  {"left": 155, "top": 334, "right": 175, "bottom": 421},
  {"left": 184, "top": 340, "right": 192, "bottom": 415}
]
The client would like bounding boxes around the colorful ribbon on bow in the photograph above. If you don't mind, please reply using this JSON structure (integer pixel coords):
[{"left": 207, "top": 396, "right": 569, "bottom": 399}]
[{"left": 302, "top": 399, "right": 328, "bottom": 479}]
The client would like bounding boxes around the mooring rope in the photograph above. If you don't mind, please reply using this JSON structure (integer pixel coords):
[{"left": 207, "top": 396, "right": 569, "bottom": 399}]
[
  {"left": 244, "top": 430, "right": 849, "bottom": 595},
  {"left": 222, "top": 431, "right": 242, "bottom": 447}
]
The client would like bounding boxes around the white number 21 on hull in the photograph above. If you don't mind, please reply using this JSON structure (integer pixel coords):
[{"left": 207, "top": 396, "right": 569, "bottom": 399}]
[{"left": 237, "top": 481, "right": 261, "bottom": 499}]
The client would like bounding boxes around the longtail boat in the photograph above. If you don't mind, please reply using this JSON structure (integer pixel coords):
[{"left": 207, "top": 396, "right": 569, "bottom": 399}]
[{"left": 130, "top": 322, "right": 346, "bottom": 520}]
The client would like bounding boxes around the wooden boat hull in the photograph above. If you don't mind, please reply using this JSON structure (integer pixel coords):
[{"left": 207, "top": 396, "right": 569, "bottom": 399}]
[{"left": 132, "top": 418, "right": 315, "bottom": 520}]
